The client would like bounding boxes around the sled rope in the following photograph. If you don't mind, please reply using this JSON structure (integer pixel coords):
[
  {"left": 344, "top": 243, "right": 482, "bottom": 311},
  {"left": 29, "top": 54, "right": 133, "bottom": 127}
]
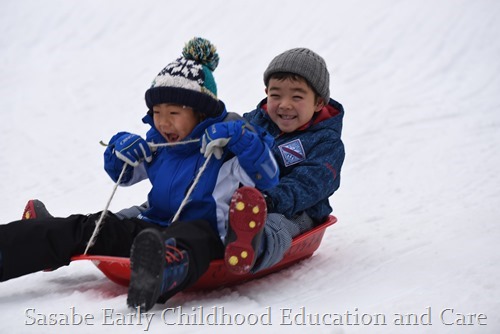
[
  {"left": 84, "top": 138, "right": 209, "bottom": 253},
  {"left": 148, "top": 138, "right": 199, "bottom": 148},
  {"left": 172, "top": 152, "right": 212, "bottom": 222},
  {"left": 99, "top": 138, "right": 199, "bottom": 148},
  {"left": 84, "top": 163, "right": 128, "bottom": 254}
]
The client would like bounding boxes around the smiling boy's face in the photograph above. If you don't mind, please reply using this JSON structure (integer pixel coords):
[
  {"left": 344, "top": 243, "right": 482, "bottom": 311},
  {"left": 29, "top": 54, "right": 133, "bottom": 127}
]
[
  {"left": 265, "top": 77, "right": 325, "bottom": 133},
  {"left": 152, "top": 103, "right": 200, "bottom": 142}
]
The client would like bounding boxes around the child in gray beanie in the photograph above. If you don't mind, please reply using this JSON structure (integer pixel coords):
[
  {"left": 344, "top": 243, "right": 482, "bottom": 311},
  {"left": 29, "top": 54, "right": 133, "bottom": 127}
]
[{"left": 225, "top": 47, "right": 345, "bottom": 274}]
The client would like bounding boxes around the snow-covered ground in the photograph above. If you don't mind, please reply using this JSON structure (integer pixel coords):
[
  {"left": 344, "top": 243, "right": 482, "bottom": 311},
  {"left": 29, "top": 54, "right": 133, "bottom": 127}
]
[{"left": 1, "top": 0, "right": 499, "bottom": 333}]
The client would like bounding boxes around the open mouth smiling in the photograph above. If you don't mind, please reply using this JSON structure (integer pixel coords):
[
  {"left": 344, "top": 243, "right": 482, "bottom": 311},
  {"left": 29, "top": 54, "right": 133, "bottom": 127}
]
[
  {"left": 278, "top": 114, "right": 297, "bottom": 120},
  {"left": 165, "top": 133, "right": 180, "bottom": 142}
]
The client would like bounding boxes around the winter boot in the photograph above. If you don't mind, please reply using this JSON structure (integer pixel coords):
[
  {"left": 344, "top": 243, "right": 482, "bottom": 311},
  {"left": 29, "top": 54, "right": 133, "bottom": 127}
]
[
  {"left": 20, "top": 200, "right": 56, "bottom": 272},
  {"left": 224, "top": 186, "right": 267, "bottom": 275},
  {"left": 22, "top": 199, "right": 53, "bottom": 220},
  {"left": 127, "top": 229, "right": 189, "bottom": 311}
]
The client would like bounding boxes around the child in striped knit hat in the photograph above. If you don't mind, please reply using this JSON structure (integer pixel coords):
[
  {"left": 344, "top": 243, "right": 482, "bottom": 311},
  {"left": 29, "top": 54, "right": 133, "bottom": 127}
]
[{"left": 2, "top": 37, "right": 279, "bottom": 311}]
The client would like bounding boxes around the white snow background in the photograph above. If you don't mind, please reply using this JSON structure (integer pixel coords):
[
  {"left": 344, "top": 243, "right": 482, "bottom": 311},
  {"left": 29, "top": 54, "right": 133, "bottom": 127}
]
[{"left": 1, "top": 0, "right": 499, "bottom": 333}]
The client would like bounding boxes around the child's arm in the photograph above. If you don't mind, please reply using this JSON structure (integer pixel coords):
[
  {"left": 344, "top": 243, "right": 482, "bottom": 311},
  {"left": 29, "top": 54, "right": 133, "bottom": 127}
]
[
  {"left": 201, "top": 121, "right": 279, "bottom": 190},
  {"left": 104, "top": 132, "right": 151, "bottom": 185}
]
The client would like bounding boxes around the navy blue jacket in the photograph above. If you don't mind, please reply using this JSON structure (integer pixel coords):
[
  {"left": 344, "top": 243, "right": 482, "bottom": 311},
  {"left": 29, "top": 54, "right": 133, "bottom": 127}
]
[{"left": 244, "top": 98, "right": 345, "bottom": 222}]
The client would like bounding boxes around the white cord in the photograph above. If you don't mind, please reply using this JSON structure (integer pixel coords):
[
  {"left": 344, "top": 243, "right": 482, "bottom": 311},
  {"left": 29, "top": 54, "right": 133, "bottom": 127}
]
[
  {"left": 148, "top": 138, "right": 199, "bottom": 148},
  {"left": 84, "top": 163, "right": 128, "bottom": 255},
  {"left": 171, "top": 152, "right": 213, "bottom": 222}
]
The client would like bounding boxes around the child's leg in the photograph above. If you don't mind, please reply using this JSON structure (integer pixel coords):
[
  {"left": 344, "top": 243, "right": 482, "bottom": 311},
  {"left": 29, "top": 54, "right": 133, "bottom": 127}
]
[
  {"left": 251, "top": 212, "right": 314, "bottom": 273},
  {"left": 0, "top": 213, "right": 149, "bottom": 282}
]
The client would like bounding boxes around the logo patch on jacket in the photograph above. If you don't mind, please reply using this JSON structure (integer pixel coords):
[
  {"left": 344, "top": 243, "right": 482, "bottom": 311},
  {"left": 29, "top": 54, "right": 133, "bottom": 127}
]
[{"left": 278, "top": 139, "right": 306, "bottom": 167}]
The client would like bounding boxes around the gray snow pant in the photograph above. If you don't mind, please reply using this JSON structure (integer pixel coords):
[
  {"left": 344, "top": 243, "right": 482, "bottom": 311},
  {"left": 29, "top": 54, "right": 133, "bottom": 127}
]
[{"left": 252, "top": 212, "right": 314, "bottom": 273}]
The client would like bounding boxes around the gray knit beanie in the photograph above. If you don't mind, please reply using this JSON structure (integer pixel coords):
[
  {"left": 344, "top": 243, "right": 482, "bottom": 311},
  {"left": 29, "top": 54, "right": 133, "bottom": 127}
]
[{"left": 263, "top": 48, "right": 330, "bottom": 102}]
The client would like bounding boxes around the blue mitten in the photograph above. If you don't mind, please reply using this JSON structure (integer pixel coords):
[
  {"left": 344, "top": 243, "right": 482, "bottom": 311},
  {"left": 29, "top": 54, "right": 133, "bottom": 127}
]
[
  {"left": 113, "top": 133, "right": 152, "bottom": 167},
  {"left": 201, "top": 121, "right": 245, "bottom": 159}
]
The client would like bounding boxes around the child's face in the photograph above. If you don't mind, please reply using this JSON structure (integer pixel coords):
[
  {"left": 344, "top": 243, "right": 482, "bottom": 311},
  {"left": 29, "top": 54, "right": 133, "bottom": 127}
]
[
  {"left": 266, "top": 77, "right": 324, "bottom": 133},
  {"left": 152, "top": 103, "right": 199, "bottom": 142}
]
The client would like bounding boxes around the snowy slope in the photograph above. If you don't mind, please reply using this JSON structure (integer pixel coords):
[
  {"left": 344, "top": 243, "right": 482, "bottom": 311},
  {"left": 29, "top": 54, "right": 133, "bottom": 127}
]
[{"left": 1, "top": 0, "right": 500, "bottom": 333}]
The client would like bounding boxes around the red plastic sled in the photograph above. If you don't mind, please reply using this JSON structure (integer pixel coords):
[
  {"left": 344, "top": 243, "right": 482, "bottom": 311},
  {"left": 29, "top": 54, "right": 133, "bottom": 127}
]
[{"left": 71, "top": 215, "right": 336, "bottom": 290}]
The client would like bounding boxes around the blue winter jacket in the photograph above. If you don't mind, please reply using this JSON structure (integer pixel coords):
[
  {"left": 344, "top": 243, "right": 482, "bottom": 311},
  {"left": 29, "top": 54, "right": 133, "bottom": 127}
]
[
  {"left": 104, "top": 108, "right": 279, "bottom": 237},
  {"left": 243, "top": 98, "right": 345, "bottom": 222}
]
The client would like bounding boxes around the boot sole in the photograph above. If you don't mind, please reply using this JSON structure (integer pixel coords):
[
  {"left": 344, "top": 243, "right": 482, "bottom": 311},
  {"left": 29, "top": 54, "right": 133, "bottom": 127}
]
[
  {"left": 127, "top": 229, "right": 165, "bottom": 311},
  {"left": 22, "top": 199, "right": 52, "bottom": 220},
  {"left": 225, "top": 187, "right": 267, "bottom": 275}
]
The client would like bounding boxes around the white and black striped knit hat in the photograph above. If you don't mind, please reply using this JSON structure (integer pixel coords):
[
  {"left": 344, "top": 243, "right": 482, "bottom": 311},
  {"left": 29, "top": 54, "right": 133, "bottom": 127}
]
[{"left": 145, "top": 37, "right": 224, "bottom": 117}]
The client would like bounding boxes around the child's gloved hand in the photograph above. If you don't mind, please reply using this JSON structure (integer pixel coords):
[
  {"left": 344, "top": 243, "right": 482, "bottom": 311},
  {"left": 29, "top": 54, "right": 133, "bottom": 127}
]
[
  {"left": 114, "top": 133, "right": 152, "bottom": 167},
  {"left": 200, "top": 121, "right": 245, "bottom": 159}
]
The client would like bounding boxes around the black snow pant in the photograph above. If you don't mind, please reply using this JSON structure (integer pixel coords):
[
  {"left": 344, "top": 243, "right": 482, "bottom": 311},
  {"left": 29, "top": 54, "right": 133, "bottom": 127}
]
[{"left": 0, "top": 213, "right": 224, "bottom": 298}]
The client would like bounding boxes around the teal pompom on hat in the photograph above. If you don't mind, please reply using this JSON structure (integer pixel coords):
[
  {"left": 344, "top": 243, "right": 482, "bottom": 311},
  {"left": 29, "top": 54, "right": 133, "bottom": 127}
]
[
  {"left": 181, "top": 37, "right": 219, "bottom": 98},
  {"left": 145, "top": 37, "right": 224, "bottom": 117}
]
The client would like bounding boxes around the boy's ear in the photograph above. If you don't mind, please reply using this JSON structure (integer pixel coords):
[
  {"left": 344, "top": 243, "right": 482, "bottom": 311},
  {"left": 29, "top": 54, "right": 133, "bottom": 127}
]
[{"left": 315, "top": 98, "right": 326, "bottom": 112}]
